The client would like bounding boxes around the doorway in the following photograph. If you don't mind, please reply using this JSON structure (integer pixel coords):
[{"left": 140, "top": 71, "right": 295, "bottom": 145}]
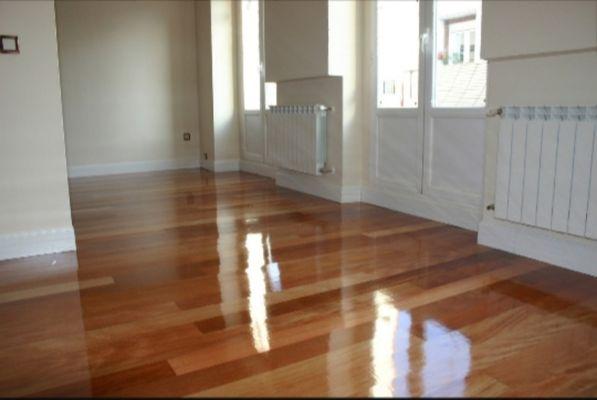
[{"left": 368, "top": 0, "right": 487, "bottom": 230}]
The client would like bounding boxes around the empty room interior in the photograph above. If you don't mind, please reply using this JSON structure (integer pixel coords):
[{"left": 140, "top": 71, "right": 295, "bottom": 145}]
[{"left": 1, "top": 0, "right": 597, "bottom": 397}]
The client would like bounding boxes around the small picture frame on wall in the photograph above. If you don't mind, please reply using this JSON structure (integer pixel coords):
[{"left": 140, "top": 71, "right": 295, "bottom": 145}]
[{"left": 0, "top": 35, "right": 19, "bottom": 54}]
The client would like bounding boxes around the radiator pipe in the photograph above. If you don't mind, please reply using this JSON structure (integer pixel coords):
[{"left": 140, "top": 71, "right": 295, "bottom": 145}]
[
  {"left": 486, "top": 107, "right": 503, "bottom": 117},
  {"left": 319, "top": 164, "right": 335, "bottom": 174}
]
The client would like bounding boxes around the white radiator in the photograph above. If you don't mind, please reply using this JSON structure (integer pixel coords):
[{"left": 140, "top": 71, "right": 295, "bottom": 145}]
[
  {"left": 266, "top": 104, "right": 329, "bottom": 176},
  {"left": 495, "top": 105, "right": 597, "bottom": 239}
]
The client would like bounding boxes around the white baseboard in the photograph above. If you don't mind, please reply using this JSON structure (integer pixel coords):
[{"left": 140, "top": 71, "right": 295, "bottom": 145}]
[
  {"left": 341, "top": 185, "right": 362, "bottom": 203},
  {"left": 0, "top": 228, "right": 77, "bottom": 261},
  {"left": 361, "top": 185, "right": 481, "bottom": 231},
  {"left": 239, "top": 159, "right": 277, "bottom": 178},
  {"left": 200, "top": 159, "right": 240, "bottom": 172},
  {"left": 239, "top": 163, "right": 360, "bottom": 203},
  {"left": 200, "top": 160, "right": 214, "bottom": 171},
  {"left": 274, "top": 171, "right": 350, "bottom": 203},
  {"left": 68, "top": 159, "right": 200, "bottom": 178},
  {"left": 478, "top": 217, "right": 597, "bottom": 277}
]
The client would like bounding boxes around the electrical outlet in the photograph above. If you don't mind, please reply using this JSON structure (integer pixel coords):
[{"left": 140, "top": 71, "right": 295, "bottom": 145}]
[{"left": 183, "top": 132, "right": 191, "bottom": 141}]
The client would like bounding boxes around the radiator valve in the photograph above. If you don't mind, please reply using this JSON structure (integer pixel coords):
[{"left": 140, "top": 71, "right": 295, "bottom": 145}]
[{"left": 319, "top": 164, "right": 335, "bottom": 174}]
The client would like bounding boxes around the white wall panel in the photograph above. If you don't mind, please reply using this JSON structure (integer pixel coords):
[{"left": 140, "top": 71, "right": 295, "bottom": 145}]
[
  {"left": 426, "top": 117, "right": 485, "bottom": 205},
  {"left": 376, "top": 115, "right": 419, "bottom": 190},
  {"left": 244, "top": 114, "right": 264, "bottom": 160}
]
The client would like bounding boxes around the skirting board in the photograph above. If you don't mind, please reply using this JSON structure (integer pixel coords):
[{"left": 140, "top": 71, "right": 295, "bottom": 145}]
[
  {"left": 361, "top": 186, "right": 481, "bottom": 231},
  {"left": 69, "top": 159, "right": 200, "bottom": 178},
  {"left": 275, "top": 170, "right": 361, "bottom": 203},
  {"left": 341, "top": 185, "right": 362, "bottom": 203},
  {"left": 0, "top": 228, "right": 77, "bottom": 261},
  {"left": 239, "top": 159, "right": 276, "bottom": 179},
  {"left": 200, "top": 159, "right": 240, "bottom": 172},
  {"left": 478, "top": 217, "right": 597, "bottom": 277}
]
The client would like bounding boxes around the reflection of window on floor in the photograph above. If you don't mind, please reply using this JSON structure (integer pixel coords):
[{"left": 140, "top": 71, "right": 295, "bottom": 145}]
[{"left": 434, "top": 0, "right": 486, "bottom": 108}]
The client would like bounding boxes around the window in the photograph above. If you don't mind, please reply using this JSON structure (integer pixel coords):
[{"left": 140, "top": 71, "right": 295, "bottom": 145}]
[
  {"left": 241, "top": 0, "right": 261, "bottom": 111},
  {"left": 265, "top": 82, "right": 276, "bottom": 108},
  {"left": 376, "top": 0, "right": 419, "bottom": 108},
  {"left": 433, "top": 0, "right": 486, "bottom": 107}
]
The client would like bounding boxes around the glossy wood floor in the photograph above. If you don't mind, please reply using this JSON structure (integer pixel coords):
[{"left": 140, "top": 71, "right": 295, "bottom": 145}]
[{"left": 0, "top": 169, "right": 596, "bottom": 397}]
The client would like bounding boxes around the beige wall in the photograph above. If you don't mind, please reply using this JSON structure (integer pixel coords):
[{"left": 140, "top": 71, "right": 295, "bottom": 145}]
[
  {"left": 482, "top": 0, "right": 597, "bottom": 60},
  {"left": 55, "top": 0, "right": 200, "bottom": 171},
  {"left": 264, "top": 0, "right": 329, "bottom": 82},
  {"left": 329, "top": 0, "right": 364, "bottom": 188},
  {"left": 360, "top": 1, "right": 373, "bottom": 189},
  {"left": 195, "top": 0, "right": 239, "bottom": 167},
  {"left": 195, "top": 0, "right": 215, "bottom": 162},
  {"left": 0, "top": 0, "right": 73, "bottom": 235},
  {"left": 211, "top": 0, "right": 240, "bottom": 162}
]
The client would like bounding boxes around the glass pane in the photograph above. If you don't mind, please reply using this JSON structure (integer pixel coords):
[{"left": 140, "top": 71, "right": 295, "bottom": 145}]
[
  {"left": 377, "top": 0, "right": 419, "bottom": 108},
  {"left": 242, "top": 0, "right": 261, "bottom": 111},
  {"left": 265, "top": 82, "right": 277, "bottom": 108},
  {"left": 433, "top": 0, "right": 486, "bottom": 108}
]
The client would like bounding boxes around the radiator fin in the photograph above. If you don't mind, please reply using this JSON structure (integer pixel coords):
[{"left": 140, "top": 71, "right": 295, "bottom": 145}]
[{"left": 495, "top": 105, "right": 597, "bottom": 240}]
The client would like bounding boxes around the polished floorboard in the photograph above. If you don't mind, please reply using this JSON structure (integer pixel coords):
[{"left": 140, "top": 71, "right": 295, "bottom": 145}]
[{"left": 0, "top": 169, "right": 595, "bottom": 397}]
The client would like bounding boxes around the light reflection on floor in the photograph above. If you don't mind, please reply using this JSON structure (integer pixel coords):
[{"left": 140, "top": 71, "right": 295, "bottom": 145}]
[
  {"left": 245, "top": 232, "right": 271, "bottom": 353},
  {"left": 422, "top": 319, "right": 471, "bottom": 396},
  {"left": 370, "top": 290, "right": 471, "bottom": 397}
]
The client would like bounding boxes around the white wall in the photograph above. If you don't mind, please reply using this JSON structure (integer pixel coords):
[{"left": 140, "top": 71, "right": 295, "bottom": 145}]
[
  {"left": 478, "top": 0, "right": 597, "bottom": 276},
  {"left": 0, "top": 0, "right": 75, "bottom": 259},
  {"left": 55, "top": 0, "right": 200, "bottom": 176},
  {"left": 264, "top": 0, "right": 329, "bottom": 82}
]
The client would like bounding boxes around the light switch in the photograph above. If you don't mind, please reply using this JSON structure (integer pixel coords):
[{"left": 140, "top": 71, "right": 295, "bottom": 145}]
[{"left": 0, "top": 36, "right": 19, "bottom": 54}]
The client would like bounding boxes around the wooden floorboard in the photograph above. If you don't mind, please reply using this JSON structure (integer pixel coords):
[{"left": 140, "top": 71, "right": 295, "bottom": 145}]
[{"left": 0, "top": 169, "right": 595, "bottom": 397}]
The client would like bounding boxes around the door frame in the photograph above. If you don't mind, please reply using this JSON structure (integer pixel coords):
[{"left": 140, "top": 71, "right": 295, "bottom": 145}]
[
  {"left": 422, "top": 0, "right": 486, "bottom": 208},
  {"left": 369, "top": 0, "right": 427, "bottom": 194},
  {"left": 367, "top": 0, "right": 487, "bottom": 228}
]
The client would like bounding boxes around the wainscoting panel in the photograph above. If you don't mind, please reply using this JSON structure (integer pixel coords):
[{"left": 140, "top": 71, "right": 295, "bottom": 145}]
[
  {"left": 424, "top": 114, "right": 485, "bottom": 207},
  {"left": 376, "top": 113, "right": 420, "bottom": 191},
  {"left": 244, "top": 112, "right": 264, "bottom": 161}
]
